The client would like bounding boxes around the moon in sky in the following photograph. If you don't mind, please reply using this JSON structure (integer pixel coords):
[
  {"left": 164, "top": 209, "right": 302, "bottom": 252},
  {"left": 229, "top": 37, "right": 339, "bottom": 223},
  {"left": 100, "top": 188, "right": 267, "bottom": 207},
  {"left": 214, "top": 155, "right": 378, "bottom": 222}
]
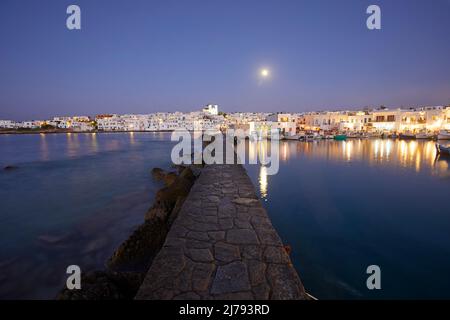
[{"left": 260, "top": 68, "right": 270, "bottom": 78}]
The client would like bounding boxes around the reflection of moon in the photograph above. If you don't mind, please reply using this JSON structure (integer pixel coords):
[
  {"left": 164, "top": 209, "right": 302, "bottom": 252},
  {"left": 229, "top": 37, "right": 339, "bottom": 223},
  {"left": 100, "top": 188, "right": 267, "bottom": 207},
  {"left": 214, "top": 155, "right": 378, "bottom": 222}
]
[{"left": 259, "top": 165, "right": 268, "bottom": 199}]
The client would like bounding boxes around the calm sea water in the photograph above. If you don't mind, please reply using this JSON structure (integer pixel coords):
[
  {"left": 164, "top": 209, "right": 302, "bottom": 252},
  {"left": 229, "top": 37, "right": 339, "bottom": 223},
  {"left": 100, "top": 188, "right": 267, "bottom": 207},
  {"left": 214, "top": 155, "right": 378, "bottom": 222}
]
[
  {"left": 1, "top": 134, "right": 449, "bottom": 299},
  {"left": 245, "top": 139, "right": 450, "bottom": 299},
  {"left": 0, "top": 132, "right": 175, "bottom": 299}
]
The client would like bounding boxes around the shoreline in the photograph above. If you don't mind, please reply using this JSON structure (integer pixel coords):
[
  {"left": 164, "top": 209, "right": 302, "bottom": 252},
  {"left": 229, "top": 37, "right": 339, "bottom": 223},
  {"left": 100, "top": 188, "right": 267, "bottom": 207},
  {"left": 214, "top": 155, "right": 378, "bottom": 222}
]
[{"left": 0, "top": 129, "right": 175, "bottom": 135}]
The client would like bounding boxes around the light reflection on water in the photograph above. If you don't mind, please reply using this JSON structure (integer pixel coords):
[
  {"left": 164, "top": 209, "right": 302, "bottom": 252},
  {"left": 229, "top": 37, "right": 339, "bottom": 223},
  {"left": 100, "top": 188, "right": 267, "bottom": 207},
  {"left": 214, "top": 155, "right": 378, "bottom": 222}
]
[
  {"left": 245, "top": 139, "right": 450, "bottom": 299},
  {"left": 259, "top": 166, "right": 268, "bottom": 200},
  {"left": 248, "top": 139, "right": 449, "bottom": 201}
]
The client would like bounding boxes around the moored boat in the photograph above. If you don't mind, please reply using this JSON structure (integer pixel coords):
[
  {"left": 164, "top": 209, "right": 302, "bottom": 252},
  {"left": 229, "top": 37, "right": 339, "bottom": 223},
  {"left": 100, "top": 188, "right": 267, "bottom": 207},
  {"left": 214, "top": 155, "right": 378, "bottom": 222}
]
[
  {"left": 436, "top": 143, "right": 450, "bottom": 155},
  {"left": 389, "top": 133, "right": 398, "bottom": 139},
  {"left": 346, "top": 133, "right": 360, "bottom": 139},
  {"left": 334, "top": 134, "right": 347, "bottom": 141},
  {"left": 284, "top": 134, "right": 301, "bottom": 141},
  {"left": 399, "top": 132, "right": 416, "bottom": 140},
  {"left": 367, "top": 132, "right": 382, "bottom": 138},
  {"left": 437, "top": 130, "right": 450, "bottom": 140},
  {"left": 415, "top": 132, "right": 434, "bottom": 140}
]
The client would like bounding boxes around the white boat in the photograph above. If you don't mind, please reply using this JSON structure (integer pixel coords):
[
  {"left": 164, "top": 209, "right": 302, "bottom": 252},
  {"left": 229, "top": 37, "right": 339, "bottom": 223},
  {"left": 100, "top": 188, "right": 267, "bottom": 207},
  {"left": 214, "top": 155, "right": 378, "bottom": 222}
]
[
  {"left": 415, "top": 132, "right": 433, "bottom": 140},
  {"left": 347, "top": 132, "right": 368, "bottom": 139},
  {"left": 368, "top": 132, "right": 383, "bottom": 138},
  {"left": 284, "top": 134, "right": 301, "bottom": 141},
  {"left": 437, "top": 131, "right": 450, "bottom": 140},
  {"left": 346, "top": 133, "right": 360, "bottom": 139}
]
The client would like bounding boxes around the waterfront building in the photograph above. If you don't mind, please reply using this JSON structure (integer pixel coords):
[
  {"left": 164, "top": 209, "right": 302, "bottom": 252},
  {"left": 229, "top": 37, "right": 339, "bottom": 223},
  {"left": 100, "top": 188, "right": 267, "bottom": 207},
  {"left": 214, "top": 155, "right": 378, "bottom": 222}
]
[
  {"left": 3, "top": 105, "right": 449, "bottom": 134},
  {"left": 299, "top": 111, "right": 348, "bottom": 131},
  {"left": 97, "top": 115, "right": 126, "bottom": 131},
  {"left": 18, "top": 121, "right": 42, "bottom": 129},
  {"left": 444, "top": 107, "right": 450, "bottom": 130},
  {"left": 202, "top": 104, "right": 219, "bottom": 116},
  {"left": 341, "top": 111, "right": 372, "bottom": 132},
  {"left": 371, "top": 107, "right": 448, "bottom": 133},
  {"left": 0, "top": 120, "right": 18, "bottom": 129},
  {"left": 49, "top": 116, "right": 93, "bottom": 130},
  {"left": 267, "top": 113, "right": 298, "bottom": 136}
]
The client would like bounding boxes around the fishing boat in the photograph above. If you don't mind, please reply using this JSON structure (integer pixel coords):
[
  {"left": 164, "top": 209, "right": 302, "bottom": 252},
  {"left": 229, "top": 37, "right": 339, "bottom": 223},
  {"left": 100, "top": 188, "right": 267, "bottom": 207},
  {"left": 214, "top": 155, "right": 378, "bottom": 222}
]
[
  {"left": 284, "top": 134, "right": 301, "bottom": 141},
  {"left": 415, "top": 132, "right": 434, "bottom": 140},
  {"left": 389, "top": 133, "right": 398, "bottom": 139},
  {"left": 437, "top": 130, "right": 450, "bottom": 140},
  {"left": 399, "top": 132, "right": 416, "bottom": 140},
  {"left": 334, "top": 134, "right": 347, "bottom": 141},
  {"left": 436, "top": 143, "right": 450, "bottom": 155},
  {"left": 346, "top": 132, "right": 361, "bottom": 139}
]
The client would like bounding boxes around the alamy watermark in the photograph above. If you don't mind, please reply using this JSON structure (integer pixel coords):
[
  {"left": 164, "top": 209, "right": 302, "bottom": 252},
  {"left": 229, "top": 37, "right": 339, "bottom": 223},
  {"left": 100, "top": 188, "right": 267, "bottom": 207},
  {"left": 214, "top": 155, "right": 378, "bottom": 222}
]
[
  {"left": 367, "top": 5, "right": 381, "bottom": 30},
  {"left": 66, "top": 4, "right": 382, "bottom": 31},
  {"left": 66, "top": 5, "right": 81, "bottom": 30},
  {"left": 66, "top": 265, "right": 81, "bottom": 290},
  {"left": 170, "top": 129, "right": 280, "bottom": 175},
  {"left": 366, "top": 265, "right": 381, "bottom": 290}
]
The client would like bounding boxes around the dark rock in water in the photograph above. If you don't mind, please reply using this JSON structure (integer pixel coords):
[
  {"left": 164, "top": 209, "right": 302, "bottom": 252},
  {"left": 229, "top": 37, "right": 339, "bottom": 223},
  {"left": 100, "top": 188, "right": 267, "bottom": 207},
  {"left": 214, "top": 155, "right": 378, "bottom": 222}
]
[
  {"left": 107, "top": 218, "right": 169, "bottom": 272},
  {"left": 56, "top": 271, "right": 145, "bottom": 300},
  {"left": 163, "top": 172, "right": 177, "bottom": 186},
  {"left": 145, "top": 167, "right": 195, "bottom": 221},
  {"left": 109, "top": 167, "right": 198, "bottom": 272},
  {"left": 145, "top": 204, "right": 171, "bottom": 221},
  {"left": 3, "top": 165, "right": 18, "bottom": 171},
  {"left": 151, "top": 167, "right": 178, "bottom": 186},
  {"left": 284, "top": 245, "right": 292, "bottom": 256},
  {"left": 86, "top": 165, "right": 200, "bottom": 299},
  {"left": 151, "top": 167, "right": 165, "bottom": 180}
]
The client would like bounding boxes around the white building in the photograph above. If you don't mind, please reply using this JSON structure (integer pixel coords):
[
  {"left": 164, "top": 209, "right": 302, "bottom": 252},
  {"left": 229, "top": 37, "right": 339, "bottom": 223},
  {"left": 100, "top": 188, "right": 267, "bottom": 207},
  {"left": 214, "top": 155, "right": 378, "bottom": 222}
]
[
  {"left": 203, "top": 104, "right": 219, "bottom": 116},
  {"left": 96, "top": 115, "right": 125, "bottom": 131},
  {"left": 0, "top": 120, "right": 17, "bottom": 129},
  {"left": 267, "top": 113, "right": 297, "bottom": 136},
  {"left": 18, "top": 121, "right": 41, "bottom": 129}
]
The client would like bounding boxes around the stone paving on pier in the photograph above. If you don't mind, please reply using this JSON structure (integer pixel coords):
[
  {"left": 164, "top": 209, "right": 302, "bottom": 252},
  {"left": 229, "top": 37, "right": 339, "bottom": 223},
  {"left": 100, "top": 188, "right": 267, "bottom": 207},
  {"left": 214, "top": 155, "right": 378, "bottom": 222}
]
[{"left": 135, "top": 164, "right": 307, "bottom": 300}]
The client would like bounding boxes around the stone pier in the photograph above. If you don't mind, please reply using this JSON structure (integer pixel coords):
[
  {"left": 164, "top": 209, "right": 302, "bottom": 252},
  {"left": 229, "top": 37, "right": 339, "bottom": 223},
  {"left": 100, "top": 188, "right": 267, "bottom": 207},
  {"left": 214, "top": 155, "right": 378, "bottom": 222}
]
[{"left": 135, "top": 164, "right": 307, "bottom": 300}]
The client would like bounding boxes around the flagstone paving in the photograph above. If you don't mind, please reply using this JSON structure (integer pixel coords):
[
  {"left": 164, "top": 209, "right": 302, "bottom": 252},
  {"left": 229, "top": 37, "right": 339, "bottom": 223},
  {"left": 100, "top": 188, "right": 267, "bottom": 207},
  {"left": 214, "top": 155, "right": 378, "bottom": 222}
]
[{"left": 135, "top": 164, "right": 307, "bottom": 300}]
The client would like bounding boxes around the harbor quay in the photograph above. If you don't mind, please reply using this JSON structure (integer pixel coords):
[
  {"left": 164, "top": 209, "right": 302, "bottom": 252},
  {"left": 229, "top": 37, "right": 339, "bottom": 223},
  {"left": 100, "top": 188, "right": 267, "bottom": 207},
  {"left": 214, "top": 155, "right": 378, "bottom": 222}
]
[{"left": 135, "top": 164, "right": 307, "bottom": 300}]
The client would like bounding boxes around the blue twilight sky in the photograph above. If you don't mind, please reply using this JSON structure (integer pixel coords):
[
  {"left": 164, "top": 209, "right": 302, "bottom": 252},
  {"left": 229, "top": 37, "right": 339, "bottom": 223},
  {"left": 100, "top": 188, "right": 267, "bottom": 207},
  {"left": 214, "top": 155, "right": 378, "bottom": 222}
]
[{"left": 0, "top": 0, "right": 449, "bottom": 120}]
